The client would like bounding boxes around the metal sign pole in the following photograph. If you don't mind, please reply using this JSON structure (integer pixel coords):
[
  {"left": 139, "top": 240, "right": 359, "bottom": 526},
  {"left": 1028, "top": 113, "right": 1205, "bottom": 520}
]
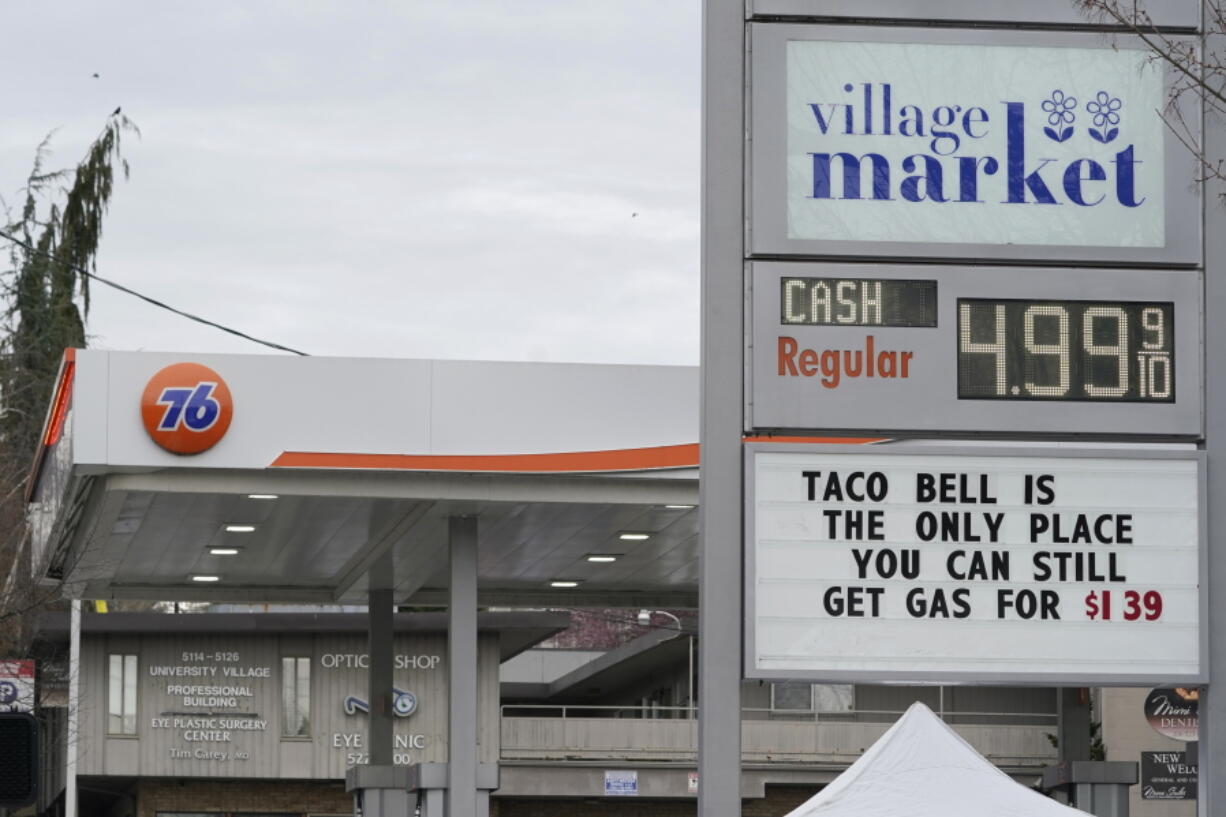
[
  {"left": 1200, "top": 14, "right": 1222, "bottom": 814},
  {"left": 699, "top": 0, "right": 744, "bottom": 813}
]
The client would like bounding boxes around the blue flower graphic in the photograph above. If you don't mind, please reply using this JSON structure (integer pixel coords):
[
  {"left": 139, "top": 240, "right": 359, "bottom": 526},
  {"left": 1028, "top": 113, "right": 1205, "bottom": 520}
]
[
  {"left": 1086, "top": 91, "right": 1122, "bottom": 143},
  {"left": 1086, "top": 91, "right": 1122, "bottom": 127},
  {"left": 1041, "top": 89, "right": 1078, "bottom": 126},
  {"left": 1041, "top": 89, "right": 1077, "bottom": 142}
]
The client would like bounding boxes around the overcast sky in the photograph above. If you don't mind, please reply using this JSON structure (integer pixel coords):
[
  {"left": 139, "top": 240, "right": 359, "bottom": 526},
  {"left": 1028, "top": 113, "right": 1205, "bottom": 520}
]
[{"left": 0, "top": 2, "right": 701, "bottom": 365}]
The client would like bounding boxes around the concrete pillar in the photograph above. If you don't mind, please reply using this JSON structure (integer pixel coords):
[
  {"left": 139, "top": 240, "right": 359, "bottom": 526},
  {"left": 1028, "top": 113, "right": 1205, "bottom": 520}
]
[
  {"left": 368, "top": 552, "right": 395, "bottom": 767},
  {"left": 699, "top": 0, "right": 746, "bottom": 813},
  {"left": 448, "top": 515, "right": 479, "bottom": 817},
  {"left": 1204, "top": 11, "right": 1224, "bottom": 815},
  {"left": 66, "top": 599, "right": 80, "bottom": 817},
  {"left": 1058, "top": 687, "right": 1092, "bottom": 762}
]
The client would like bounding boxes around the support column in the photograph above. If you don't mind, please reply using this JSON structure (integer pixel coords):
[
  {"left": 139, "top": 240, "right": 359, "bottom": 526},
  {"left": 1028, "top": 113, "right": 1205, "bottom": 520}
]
[
  {"left": 368, "top": 553, "right": 395, "bottom": 768},
  {"left": 448, "top": 515, "right": 479, "bottom": 817},
  {"left": 66, "top": 599, "right": 80, "bottom": 817},
  {"left": 1202, "top": 15, "right": 1224, "bottom": 815},
  {"left": 1057, "top": 688, "right": 1091, "bottom": 762},
  {"left": 699, "top": 0, "right": 744, "bottom": 814}
]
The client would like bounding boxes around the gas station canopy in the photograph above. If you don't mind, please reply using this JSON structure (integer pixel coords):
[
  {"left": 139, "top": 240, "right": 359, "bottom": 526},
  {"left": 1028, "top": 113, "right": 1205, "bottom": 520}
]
[{"left": 27, "top": 350, "right": 703, "bottom": 606}]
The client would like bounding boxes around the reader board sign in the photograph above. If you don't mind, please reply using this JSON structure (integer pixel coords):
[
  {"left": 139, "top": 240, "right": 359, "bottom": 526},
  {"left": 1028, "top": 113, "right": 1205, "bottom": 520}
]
[
  {"left": 748, "top": 262, "right": 1201, "bottom": 437},
  {"left": 746, "top": 446, "right": 1203, "bottom": 684},
  {"left": 748, "top": 26, "right": 1201, "bottom": 265}
]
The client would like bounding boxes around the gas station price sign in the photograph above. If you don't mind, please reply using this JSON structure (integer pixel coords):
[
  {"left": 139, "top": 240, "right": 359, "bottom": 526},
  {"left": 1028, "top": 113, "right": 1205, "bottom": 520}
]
[
  {"left": 749, "top": 262, "right": 1200, "bottom": 436},
  {"left": 958, "top": 299, "right": 1175, "bottom": 403}
]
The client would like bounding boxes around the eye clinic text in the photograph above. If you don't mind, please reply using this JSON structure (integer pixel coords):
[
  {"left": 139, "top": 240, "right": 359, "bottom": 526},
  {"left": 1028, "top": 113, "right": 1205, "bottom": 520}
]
[{"left": 805, "top": 83, "right": 1145, "bottom": 208}]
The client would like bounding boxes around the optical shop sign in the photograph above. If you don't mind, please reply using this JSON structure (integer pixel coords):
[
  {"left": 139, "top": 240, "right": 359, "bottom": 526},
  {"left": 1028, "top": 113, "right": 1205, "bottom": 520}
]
[
  {"left": 747, "top": 449, "right": 1201, "bottom": 682},
  {"left": 781, "top": 40, "right": 1164, "bottom": 247}
]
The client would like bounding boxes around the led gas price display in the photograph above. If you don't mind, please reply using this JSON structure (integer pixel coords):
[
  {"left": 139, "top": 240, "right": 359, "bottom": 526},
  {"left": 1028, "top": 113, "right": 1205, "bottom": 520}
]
[
  {"left": 750, "top": 262, "right": 1199, "bottom": 436},
  {"left": 958, "top": 299, "right": 1175, "bottom": 402},
  {"left": 781, "top": 277, "right": 938, "bottom": 327}
]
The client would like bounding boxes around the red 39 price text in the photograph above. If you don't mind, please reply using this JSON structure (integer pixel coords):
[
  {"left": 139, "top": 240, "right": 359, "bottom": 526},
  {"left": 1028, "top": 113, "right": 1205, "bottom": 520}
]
[{"left": 1084, "top": 589, "right": 1163, "bottom": 621}]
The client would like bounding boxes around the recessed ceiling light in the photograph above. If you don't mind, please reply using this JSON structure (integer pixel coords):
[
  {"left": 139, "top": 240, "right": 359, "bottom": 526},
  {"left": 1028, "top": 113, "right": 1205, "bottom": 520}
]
[
  {"left": 247, "top": 494, "right": 278, "bottom": 500},
  {"left": 191, "top": 575, "right": 220, "bottom": 582},
  {"left": 586, "top": 555, "right": 619, "bottom": 563},
  {"left": 549, "top": 580, "right": 581, "bottom": 588},
  {"left": 665, "top": 504, "right": 694, "bottom": 510},
  {"left": 209, "top": 548, "right": 240, "bottom": 556},
  {"left": 224, "top": 525, "right": 256, "bottom": 533},
  {"left": 619, "top": 532, "right": 650, "bottom": 541}
]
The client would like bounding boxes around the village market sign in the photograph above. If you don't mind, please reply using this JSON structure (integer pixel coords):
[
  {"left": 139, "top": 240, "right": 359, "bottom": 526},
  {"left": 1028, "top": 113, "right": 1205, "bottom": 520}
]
[{"left": 748, "top": 28, "right": 1201, "bottom": 264}]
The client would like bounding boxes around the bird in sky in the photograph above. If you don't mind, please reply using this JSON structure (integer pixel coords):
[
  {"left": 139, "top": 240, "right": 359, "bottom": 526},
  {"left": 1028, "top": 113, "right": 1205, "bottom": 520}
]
[{"left": 92, "top": 73, "right": 100, "bottom": 79}]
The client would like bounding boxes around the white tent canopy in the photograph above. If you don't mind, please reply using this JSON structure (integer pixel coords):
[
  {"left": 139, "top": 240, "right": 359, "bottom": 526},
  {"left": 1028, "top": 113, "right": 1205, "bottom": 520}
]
[{"left": 785, "top": 702, "right": 1092, "bottom": 817}]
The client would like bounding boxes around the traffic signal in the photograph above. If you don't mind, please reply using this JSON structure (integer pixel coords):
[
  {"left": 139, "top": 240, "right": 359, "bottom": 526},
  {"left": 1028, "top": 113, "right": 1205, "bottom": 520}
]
[{"left": 0, "top": 712, "right": 37, "bottom": 808}]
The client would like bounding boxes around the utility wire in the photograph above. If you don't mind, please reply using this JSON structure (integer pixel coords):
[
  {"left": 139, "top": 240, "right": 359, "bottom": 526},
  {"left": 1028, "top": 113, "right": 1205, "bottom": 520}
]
[{"left": 0, "top": 228, "right": 309, "bottom": 356}]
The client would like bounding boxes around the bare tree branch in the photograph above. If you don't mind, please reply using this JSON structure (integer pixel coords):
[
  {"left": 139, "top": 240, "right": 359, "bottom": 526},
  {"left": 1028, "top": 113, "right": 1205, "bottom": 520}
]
[{"left": 1075, "top": 0, "right": 1226, "bottom": 201}]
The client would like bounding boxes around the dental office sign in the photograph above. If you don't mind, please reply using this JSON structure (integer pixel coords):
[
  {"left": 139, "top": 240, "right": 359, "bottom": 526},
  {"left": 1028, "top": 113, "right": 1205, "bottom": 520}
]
[{"left": 787, "top": 40, "right": 1162, "bottom": 246}]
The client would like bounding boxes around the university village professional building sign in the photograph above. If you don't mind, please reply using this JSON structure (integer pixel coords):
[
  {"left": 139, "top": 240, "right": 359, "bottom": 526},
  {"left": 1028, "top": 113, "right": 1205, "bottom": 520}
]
[
  {"left": 81, "top": 633, "right": 460, "bottom": 778},
  {"left": 144, "top": 646, "right": 437, "bottom": 766}
]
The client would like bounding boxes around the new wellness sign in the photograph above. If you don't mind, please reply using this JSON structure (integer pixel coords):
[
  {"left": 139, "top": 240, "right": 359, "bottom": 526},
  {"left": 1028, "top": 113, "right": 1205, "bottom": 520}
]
[{"left": 782, "top": 40, "right": 1165, "bottom": 247}]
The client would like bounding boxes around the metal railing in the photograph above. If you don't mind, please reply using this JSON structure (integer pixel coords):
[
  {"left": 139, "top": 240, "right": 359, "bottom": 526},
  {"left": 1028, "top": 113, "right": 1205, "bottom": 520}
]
[
  {"left": 501, "top": 703, "right": 1057, "bottom": 725},
  {"left": 499, "top": 704, "right": 1059, "bottom": 766},
  {"left": 502, "top": 703, "right": 696, "bottom": 719}
]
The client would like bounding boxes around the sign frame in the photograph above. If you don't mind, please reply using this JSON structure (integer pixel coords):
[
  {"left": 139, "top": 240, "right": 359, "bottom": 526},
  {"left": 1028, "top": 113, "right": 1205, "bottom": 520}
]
[
  {"left": 746, "top": 0, "right": 1201, "bottom": 30},
  {"left": 747, "top": 24, "right": 1203, "bottom": 266},
  {"left": 747, "top": 261, "right": 1203, "bottom": 437},
  {"left": 743, "top": 442, "right": 1208, "bottom": 686}
]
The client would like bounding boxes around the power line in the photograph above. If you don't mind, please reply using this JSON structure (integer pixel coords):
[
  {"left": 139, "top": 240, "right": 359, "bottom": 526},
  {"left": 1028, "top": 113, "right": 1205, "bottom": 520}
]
[{"left": 0, "top": 229, "right": 308, "bottom": 356}]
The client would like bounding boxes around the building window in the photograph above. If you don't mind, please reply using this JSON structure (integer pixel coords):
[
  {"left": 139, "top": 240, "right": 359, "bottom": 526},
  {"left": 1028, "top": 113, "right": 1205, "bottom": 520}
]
[
  {"left": 108, "top": 654, "right": 138, "bottom": 735},
  {"left": 814, "top": 684, "right": 854, "bottom": 713},
  {"left": 281, "top": 656, "right": 311, "bottom": 737},
  {"left": 771, "top": 681, "right": 813, "bottom": 712}
]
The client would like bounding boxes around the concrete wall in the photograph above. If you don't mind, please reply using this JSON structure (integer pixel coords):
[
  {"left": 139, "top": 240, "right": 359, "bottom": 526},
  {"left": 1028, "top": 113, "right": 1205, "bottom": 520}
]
[
  {"left": 600, "top": 665, "right": 692, "bottom": 712},
  {"left": 134, "top": 778, "right": 351, "bottom": 817},
  {"left": 491, "top": 782, "right": 821, "bottom": 817},
  {"left": 501, "top": 649, "right": 605, "bottom": 684}
]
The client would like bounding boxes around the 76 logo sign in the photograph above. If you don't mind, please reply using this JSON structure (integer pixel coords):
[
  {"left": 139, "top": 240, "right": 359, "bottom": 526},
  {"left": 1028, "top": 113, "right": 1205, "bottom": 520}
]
[
  {"left": 156, "top": 382, "right": 222, "bottom": 431},
  {"left": 140, "top": 363, "right": 234, "bottom": 454}
]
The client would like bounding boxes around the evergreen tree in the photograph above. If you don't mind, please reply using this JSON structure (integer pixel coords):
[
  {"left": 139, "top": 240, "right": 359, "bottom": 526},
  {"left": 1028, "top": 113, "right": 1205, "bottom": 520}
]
[{"left": 0, "top": 112, "right": 136, "bottom": 646}]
